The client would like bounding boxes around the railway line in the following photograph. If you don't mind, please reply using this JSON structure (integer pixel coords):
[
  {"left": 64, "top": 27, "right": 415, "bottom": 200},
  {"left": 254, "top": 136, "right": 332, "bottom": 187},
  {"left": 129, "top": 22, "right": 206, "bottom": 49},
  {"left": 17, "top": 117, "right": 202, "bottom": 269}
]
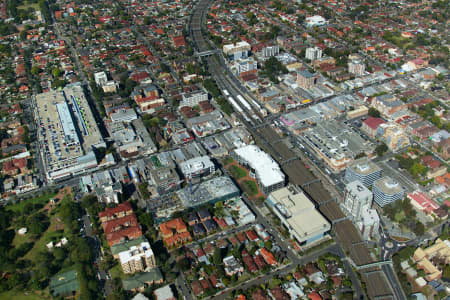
[
  {"left": 190, "top": 0, "right": 386, "bottom": 277},
  {"left": 190, "top": 0, "right": 351, "bottom": 224}
]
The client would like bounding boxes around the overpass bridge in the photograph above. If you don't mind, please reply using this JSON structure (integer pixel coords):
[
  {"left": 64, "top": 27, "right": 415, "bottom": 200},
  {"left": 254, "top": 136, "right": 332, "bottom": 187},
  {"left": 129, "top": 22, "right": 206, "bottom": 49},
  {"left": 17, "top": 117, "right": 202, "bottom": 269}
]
[
  {"left": 195, "top": 49, "right": 220, "bottom": 57},
  {"left": 356, "top": 260, "right": 393, "bottom": 271}
]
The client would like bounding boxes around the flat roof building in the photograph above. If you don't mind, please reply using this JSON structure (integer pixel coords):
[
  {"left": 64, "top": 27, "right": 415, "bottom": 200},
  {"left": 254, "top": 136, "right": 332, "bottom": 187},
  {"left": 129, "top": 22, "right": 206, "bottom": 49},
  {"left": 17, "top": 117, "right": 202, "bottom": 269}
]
[
  {"left": 373, "top": 176, "right": 405, "bottom": 207},
  {"left": 34, "top": 84, "right": 105, "bottom": 182},
  {"left": 179, "top": 156, "right": 215, "bottom": 179},
  {"left": 176, "top": 176, "right": 240, "bottom": 208},
  {"left": 119, "top": 241, "right": 156, "bottom": 274},
  {"left": 345, "top": 157, "right": 382, "bottom": 188},
  {"left": 154, "top": 285, "right": 176, "bottom": 300},
  {"left": 111, "top": 108, "right": 138, "bottom": 123},
  {"left": 302, "top": 119, "right": 374, "bottom": 172},
  {"left": 305, "top": 15, "right": 327, "bottom": 27},
  {"left": 343, "top": 180, "right": 373, "bottom": 221},
  {"left": 223, "top": 41, "right": 251, "bottom": 60},
  {"left": 267, "top": 186, "right": 330, "bottom": 247},
  {"left": 232, "top": 145, "right": 285, "bottom": 194}
]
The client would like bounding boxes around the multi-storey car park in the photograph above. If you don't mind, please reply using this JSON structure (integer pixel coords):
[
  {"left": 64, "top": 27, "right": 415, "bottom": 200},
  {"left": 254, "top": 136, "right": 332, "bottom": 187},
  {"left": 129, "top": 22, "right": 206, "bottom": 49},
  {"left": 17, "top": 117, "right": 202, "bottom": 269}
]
[{"left": 34, "top": 83, "right": 105, "bottom": 182}]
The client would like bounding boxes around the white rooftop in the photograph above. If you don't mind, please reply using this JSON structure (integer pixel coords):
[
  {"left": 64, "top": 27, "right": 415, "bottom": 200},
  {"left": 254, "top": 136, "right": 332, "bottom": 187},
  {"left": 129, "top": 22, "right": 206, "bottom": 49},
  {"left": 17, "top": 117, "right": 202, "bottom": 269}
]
[
  {"left": 153, "top": 285, "right": 174, "bottom": 300},
  {"left": 234, "top": 145, "right": 285, "bottom": 188},
  {"left": 179, "top": 156, "right": 214, "bottom": 176},
  {"left": 118, "top": 242, "right": 154, "bottom": 264},
  {"left": 269, "top": 187, "right": 330, "bottom": 242}
]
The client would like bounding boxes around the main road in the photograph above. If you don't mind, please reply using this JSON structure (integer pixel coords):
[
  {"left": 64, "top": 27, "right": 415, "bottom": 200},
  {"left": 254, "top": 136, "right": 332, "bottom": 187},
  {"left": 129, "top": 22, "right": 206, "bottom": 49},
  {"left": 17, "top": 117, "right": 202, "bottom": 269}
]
[
  {"left": 188, "top": 0, "right": 367, "bottom": 299},
  {"left": 187, "top": 0, "right": 414, "bottom": 299}
]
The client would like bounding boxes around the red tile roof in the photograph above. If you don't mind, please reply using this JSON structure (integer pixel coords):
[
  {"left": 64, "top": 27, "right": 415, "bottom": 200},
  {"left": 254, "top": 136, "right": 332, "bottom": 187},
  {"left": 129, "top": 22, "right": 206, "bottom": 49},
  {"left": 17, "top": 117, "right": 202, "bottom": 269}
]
[
  {"left": 363, "top": 117, "right": 385, "bottom": 130},
  {"left": 159, "top": 218, "right": 187, "bottom": 236},
  {"left": 98, "top": 202, "right": 132, "bottom": 219},
  {"left": 260, "top": 248, "right": 277, "bottom": 265},
  {"left": 245, "top": 229, "right": 259, "bottom": 241},
  {"left": 172, "top": 36, "right": 186, "bottom": 48},
  {"left": 102, "top": 214, "right": 142, "bottom": 246},
  {"left": 408, "top": 191, "right": 440, "bottom": 214}
]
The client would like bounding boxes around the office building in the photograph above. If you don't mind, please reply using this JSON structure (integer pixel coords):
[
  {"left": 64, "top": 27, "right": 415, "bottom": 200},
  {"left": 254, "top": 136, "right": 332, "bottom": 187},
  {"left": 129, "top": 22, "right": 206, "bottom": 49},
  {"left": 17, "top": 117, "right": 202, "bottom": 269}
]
[
  {"left": 371, "top": 94, "right": 407, "bottom": 118},
  {"left": 80, "top": 170, "right": 122, "bottom": 204},
  {"left": 235, "top": 59, "right": 257, "bottom": 75},
  {"left": 110, "top": 108, "right": 138, "bottom": 123},
  {"left": 94, "top": 71, "right": 117, "bottom": 93},
  {"left": 305, "top": 47, "right": 322, "bottom": 61},
  {"left": 186, "top": 110, "right": 230, "bottom": 138},
  {"left": 267, "top": 186, "right": 331, "bottom": 247},
  {"left": 181, "top": 91, "right": 208, "bottom": 107},
  {"left": 343, "top": 180, "right": 373, "bottom": 221},
  {"left": 233, "top": 145, "right": 285, "bottom": 194},
  {"left": 348, "top": 60, "right": 365, "bottom": 76},
  {"left": 119, "top": 241, "right": 156, "bottom": 274},
  {"left": 94, "top": 71, "right": 108, "bottom": 86},
  {"left": 34, "top": 84, "right": 105, "bottom": 182},
  {"left": 223, "top": 41, "right": 251, "bottom": 60},
  {"left": 345, "top": 157, "right": 382, "bottom": 187},
  {"left": 373, "top": 176, "right": 405, "bottom": 207},
  {"left": 179, "top": 156, "right": 215, "bottom": 179},
  {"left": 377, "top": 123, "right": 410, "bottom": 152},
  {"left": 262, "top": 45, "right": 280, "bottom": 58},
  {"left": 296, "top": 70, "right": 317, "bottom": 89},
  {"left": 301, "top": 119, "right": 374, "bottom": 172},
  {"left": 357, "top": 207, "right": 380, "bottom": 240}
]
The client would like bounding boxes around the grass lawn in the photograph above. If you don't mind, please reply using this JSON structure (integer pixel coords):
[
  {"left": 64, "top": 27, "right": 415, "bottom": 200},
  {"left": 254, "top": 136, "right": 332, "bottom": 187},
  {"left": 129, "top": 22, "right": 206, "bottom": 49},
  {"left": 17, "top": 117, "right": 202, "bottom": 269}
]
[
  {"left": 24, "top": 214, "right": 64, "bottom": 263},
  {"left": 237, "top": 273, "right": 251, "bottom": 283},
  {"left": 12, "top": 231, "right": 34, "bottom": 248},
  {"left": 229, "top": 165, "right": 247, "bottom": 180},
  {"left": 0, "top": 291, "right": 47, "bottom": 300},
  {"left": 110, "top": 263, "right": 125, "bottom": 280},
  {"left": 17, "top": 2, "right": 39, "bottom": 10},
  {"left": 242, "top": 180, "right": 258, "bottom": 197},
  {"left": 7, "top": 192, "right": 56, "bottom": 214},
  {"left": 223, "top": 157, "right": 234, "bottom": 166},
  {"left": 394, "top": 212, "right": 405, "bottom": 222}
]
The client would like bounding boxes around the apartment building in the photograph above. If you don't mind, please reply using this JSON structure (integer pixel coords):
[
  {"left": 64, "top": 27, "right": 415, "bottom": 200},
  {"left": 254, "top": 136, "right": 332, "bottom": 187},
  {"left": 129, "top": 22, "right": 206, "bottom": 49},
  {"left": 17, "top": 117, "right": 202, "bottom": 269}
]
[{"left": 119, "top": 241, "right": 156, "bottom": 274}]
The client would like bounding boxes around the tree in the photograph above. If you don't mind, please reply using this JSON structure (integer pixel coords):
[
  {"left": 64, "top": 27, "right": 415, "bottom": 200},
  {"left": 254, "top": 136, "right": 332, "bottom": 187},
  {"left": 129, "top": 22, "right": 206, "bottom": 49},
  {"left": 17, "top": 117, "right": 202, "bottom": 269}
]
[
  {"left": 31, "top": 66, "right": 40, "bottom": 75},
  {"left": 176, "top": 257, "right": 190, "bottom": 271},
  {"left": 22, "top": 125, "right": 30, "bottom": 144},
  {"left": 410, "top": 162, "right": 427, "bottom": 178},
  {"left": 263, "top": 57, "right": 288, "bottom": 83},
  {"left": 368, "top": 107, "right": 381, "bottom": 118},
  {"left": 414, "top": 221, "right": 425, "bottom": 236},
  {"left": 52, "top": 67, "right": 62, "bottom": 78},
  {"left": 27, "top": 213, "right": 49, "bottom": 235},
  {"left": 138, "top": 213, "right": 154, "bottom": 231},
  {"left": 186, "top": 63, "right": 195, "bottom": 75},
  {"left": 213, "top": 247, "right": 223, "bottom": 265},
  {"left": 375, "top": 143, "right": 388, "bottom": 157},
  {"left": 354, "top": 152, "right": 366, "bottom": 159}
]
